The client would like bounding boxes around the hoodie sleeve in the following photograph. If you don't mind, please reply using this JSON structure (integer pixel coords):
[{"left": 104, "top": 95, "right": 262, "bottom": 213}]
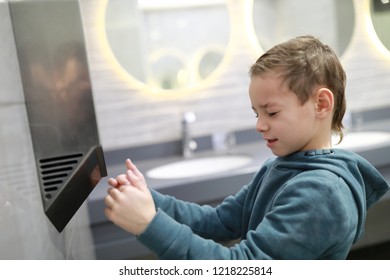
[
  {"left": 138, "top": 169, "right": 360, "bottom": 259},
  {"left": 148, "top": 183, "right": 249, "bottom": 241},
  {"left": 137, "top": 186, "right": 250, "bottom": 259},
  {"left": 147, "top": 160, "right": 273, "bottom": 241}
]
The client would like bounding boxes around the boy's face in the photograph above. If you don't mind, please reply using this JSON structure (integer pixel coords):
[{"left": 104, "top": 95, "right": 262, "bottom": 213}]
[{"left": 249, "top": 71, "right": 322, "bottom": 157}]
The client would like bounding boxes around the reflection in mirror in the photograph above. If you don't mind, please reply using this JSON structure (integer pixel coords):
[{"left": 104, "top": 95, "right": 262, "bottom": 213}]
[
  {"left": 252, "top": 0, "right": 355, "bottom": 56},
  {"left": 148, "top": 49, "right": 187, "bottom": 89},
  {"left": 196, "top": 46, "right": 225, "bottom": 80},
  {"left": 104, "top": 0, "right": 230, "bottom": 90},
  {"left": 370, "top": 0, "right": 390, "bottom": 52}
]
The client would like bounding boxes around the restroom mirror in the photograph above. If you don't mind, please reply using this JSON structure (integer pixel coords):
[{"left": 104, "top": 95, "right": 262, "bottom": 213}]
[
  {"left": 370, "top": 0, "right": 390, "bottom": 52},
  {"left": 104, "top": 0, "right": 230, "bottom": 90},
  {"left": 251, "top": 0, "right": 355, "bottom": 57}
]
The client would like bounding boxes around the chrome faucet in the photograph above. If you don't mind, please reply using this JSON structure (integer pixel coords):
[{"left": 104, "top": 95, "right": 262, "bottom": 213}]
[{"left": 182, "top": 111, "right": 197, "bottom": 158}]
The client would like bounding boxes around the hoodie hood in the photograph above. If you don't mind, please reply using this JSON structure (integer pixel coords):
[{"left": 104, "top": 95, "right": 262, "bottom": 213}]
[{"left": 279, "top": 149, "right": 389, "bottom": 242}]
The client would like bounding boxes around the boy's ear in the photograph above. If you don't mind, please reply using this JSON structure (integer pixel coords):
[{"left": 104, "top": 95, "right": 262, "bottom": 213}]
[{"left": 315, "top": 88, "right": 334, "bottom": 118}]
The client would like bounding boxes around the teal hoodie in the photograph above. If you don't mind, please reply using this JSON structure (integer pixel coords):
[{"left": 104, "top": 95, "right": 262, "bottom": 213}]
[{"left": 137, "top": 149, "right": 389, "bottom": 259}]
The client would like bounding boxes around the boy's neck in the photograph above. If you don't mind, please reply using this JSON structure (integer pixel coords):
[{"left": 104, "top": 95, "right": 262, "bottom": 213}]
[{"left": 300, "top": 127, "right": 333, "bottom": 152}]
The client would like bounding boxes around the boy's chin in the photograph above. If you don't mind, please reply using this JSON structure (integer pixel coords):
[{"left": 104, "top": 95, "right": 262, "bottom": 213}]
[{"left": 270, "top": 150, "right": 293, "bottom": 157}]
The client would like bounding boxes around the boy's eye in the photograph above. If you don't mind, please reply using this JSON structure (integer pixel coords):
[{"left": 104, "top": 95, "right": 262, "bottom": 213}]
[{"left": 268, "top": 111, "right": 278, "bottom": 117}]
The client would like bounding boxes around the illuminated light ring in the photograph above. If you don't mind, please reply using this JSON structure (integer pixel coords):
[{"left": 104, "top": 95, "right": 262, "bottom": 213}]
[{"left": 96, "top": 0, "right": 236, "bottom": 97}]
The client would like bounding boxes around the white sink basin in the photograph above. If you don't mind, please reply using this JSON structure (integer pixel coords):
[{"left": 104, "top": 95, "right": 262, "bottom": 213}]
[
  {"left": 332, "top": 131, "right": 390, "bottom": 150},
  {"left": 146, "top": 155, "right": 252, "bottom": 179}
]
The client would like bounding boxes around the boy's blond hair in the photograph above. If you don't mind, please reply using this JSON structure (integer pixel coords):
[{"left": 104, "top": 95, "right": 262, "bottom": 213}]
[{"left": 249, "top": 35, "right": 346, "bottom": 142}]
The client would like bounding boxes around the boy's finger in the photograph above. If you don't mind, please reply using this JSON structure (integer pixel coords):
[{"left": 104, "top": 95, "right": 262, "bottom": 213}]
[
  {"left": 116, "top": 174, "right": 130, "bottom": 185},
  {"left": 108, "top": 178, "right": 118, "bottom": 187},
  {"left": 104, "top": 193, "right": 114, "bottom": 208},
  {"left": 126, "top": 170, "right": 145, "bottom": 190},
  {"left": 125, "top": 158, "right": 137, "bottom": 172},
  {"left": 126, "top": 158, "right": 143, "bottom": 177},
  {"left": 107, "top": 186, "right": 121, "bottom": 199},
  {"left": 125, "top": 158, "right": 132, "bottom": 169}
]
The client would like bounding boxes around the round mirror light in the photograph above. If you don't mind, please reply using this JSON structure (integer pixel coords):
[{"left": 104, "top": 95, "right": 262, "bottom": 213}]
[
  {"left": 251, "top": 0, "right": 355, "bottom": 57},
  {"left": 103, "top": 0, "right": 231, "bottom": 92},
  {"left": 370, "top": 0, "right": 390, "bottom": 53}
]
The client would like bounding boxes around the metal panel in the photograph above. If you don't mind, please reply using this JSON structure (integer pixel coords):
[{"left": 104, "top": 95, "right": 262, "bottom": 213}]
[{"left": 9, "top": 0, "right": 107, "bottom": 232}]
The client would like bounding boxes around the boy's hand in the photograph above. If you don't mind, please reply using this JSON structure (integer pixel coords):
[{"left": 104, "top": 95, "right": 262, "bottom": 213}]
[{"left": 104, "top": 159, "right": 156, "bottom": 236}]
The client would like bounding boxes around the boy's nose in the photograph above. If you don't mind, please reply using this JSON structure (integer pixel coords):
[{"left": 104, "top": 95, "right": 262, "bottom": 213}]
[{"left": 256, "top": 118, "right": 269, "bottom": 133}]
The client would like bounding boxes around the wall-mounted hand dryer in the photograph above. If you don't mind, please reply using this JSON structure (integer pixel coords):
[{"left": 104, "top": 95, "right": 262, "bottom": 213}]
[{"left": 9, "top": 0, "right": 107, "bottom": 232}]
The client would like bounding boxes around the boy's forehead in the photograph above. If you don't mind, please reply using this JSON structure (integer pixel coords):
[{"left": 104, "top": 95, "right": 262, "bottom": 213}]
[
  {"left": 249, "top": 74, "right": 289, "bottom": 97},
  {"left": 259, "top": 101, "right": 279, "bottom": 108},
  {"left": 250, "top": 71, "right": 287, "bottom": 87},
  {"left": 249, "top": 74, "right": 300, "bottom": 108}
]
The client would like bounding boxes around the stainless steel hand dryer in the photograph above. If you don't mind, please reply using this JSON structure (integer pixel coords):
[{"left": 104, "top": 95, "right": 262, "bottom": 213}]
[{"left": 9, "top": 0, "right": 107, "bottom": 232}]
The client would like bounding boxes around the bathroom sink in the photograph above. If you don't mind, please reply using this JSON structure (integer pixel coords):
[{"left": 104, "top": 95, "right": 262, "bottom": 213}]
[
  {"left": 146, "top": 155, "right": 252, "bottom": 179},
  {"left": 332, "top": 131, "right": 390, "bottom": 150}
]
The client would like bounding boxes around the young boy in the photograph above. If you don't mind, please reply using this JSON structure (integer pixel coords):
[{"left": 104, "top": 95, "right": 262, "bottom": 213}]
[{"left": 104, "top": 35, "right": 389, "bottom": 259}]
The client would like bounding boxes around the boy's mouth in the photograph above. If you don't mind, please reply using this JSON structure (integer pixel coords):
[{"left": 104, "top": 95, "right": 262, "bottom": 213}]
[
  {"left": 265, "top": 138, "right": 277, "bottom": 143},
  {"left": 265, "top": 138, "right": 278, "bottom": 148}
]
